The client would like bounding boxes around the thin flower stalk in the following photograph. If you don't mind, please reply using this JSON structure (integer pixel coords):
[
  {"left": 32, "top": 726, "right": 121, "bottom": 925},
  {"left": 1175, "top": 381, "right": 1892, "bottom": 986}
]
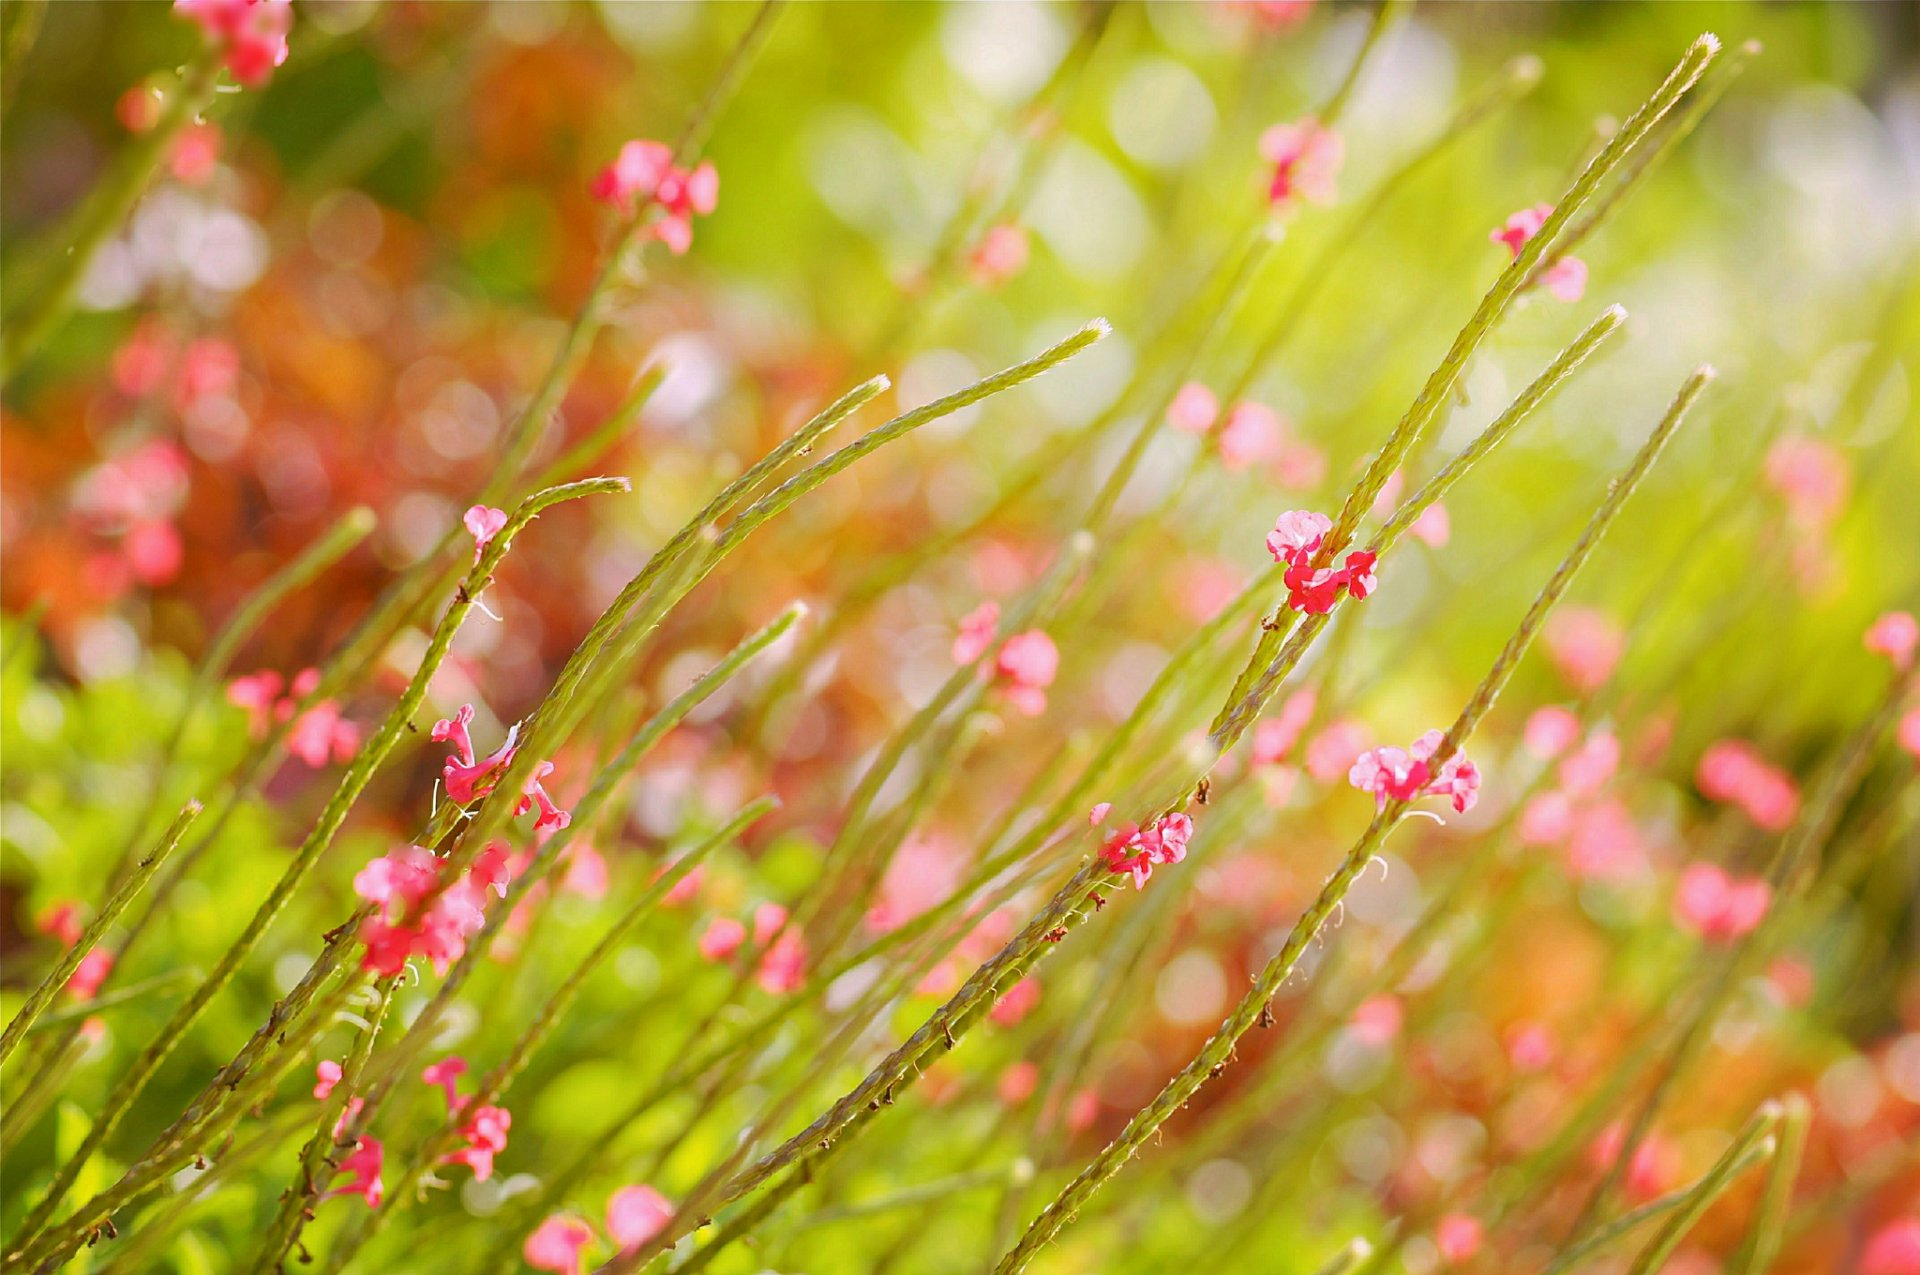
[
  {"left": 1731, "top": 1091, "right": 1811, "bottom": 1275},
  {"left": 1621, "top": 1103, "right": 1782, "bottom": 1275},
  {"left": 990, "top": 367, "right": 1711, "bottom": 1274},
  {"left": 6, "top": 477, "right": 628, "bottom": 1269},
  {"left": 0, "top": 801, "right": 200, "bottom": 1067}
]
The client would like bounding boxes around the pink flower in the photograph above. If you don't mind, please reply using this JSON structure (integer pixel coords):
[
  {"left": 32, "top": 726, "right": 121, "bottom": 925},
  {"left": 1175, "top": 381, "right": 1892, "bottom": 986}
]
[
  {"left": 1673, "top": 863, "right": 1771, "bottom": 942},
  {"left": 1218, "top": 401, "right": 1282, "bottom": 470},
  {"left": 1763, "top": 435, "right": 1849, "bottom": 529},
  {"left": 606, "top": 1184, "right": 674, "bottom": 1252},
  {"left": 1088, "top": 803, "right": 1112, "bottom": 827},
  {"left": 1519, "top": 790, "right": 1576, "bottom": 847},
  {"left": 756, "top": 927, "right": 808, "bottom": 994},
  {"left": 422, "top": 1056, "right": 470, "bottom": 1111},
  {"left": 173, "top": 0, "right": 292, "bottom": 88},
  {"left": 997, "top": 1060, "right": 1040, "bottom": 1105},
  {"left": 968, "top": 223, "right": 1030, "bottom": 288},
  {"left": 36, "top": 901, "right": 84, "bottom": 948},
  {"left": 524, "top": 1215, "right": 595, "bottom": 1275},
  {"left": 1491, "top": 203, "right": 1586, "bottom": 301},
  {"left": 174, "top": 338, "right": 239, "bottom": 410},
  {"left": 1435, "top": 1214, "right": 1483, "bottom": 1265},
  {"left": 1505, "top": 1022, "right": 1556, "bottom": 1072},
  {"left": 1251, "top": 688, "right": 1317, "bottom": 767},
  {"left": 323, "top": 1136, "right": 384, "bottom": 1208},
  {"left": 1588, "top": 1124, "right": 1676, "bottom": 1201},
  {"left": 1348, "top": 730, "right": 1478, "bottom": 813},
  {"left": 432, "top": 704, "right": 520, "bottom": 804},
  {"left": 1900, "top": 705, "right": 1920, "bottom": 765},
  {"left": 1305, "top": 718, "right": 1370, "bottom": 784},
  {"left": 1523, "top": 706, "right": 1581, "bottom": 759},
  {"left": 285, "top": 697, "right": 359, "bottom": 768},
  {"left": 1259, "top": 117, "right": 1342, "bottom": 208},
  {"left": 170, "top": 121, "right": 221, "bottom": 184},
  {"left": 995, "top": 630, "right": 1059, "bottom": 718},
  {"left": 591, "top": 139, "right": 718, "bottom": 254},
  {"left": 1271, "top": 437, "right": 1328, "bottom": 490},
  {"left": 1696, "top": 740, "right": 1799, "bottom": 831},
  {"left": 1543, "top": 606, "right": 1623, "bottom": 694},
  {"left": 1265, "top": 509, "right": 1331, "bottom": 564},
  {"left": 1409, "top": 502, "right": 1451, "bottom": 548},
  {"left": 1348, "top": 995, "right": 1402, "bottom": 1047},
  {"left": 516, "top": 760, "right": 573, "bottom": 832},
  {"left": 751, "top": 902, "right": 790, "bottom": 947},
  {"left": 697, "top": 916, "right": 747, "bottom": 963},
  {"left": 313, "top": 1059, "right": 343, "bottom": 1100},
  {"left": 353, "top": 845, "right": 440, "bottom": 910},
  {"left": 1266, "top": 510, "right": 1376, "bottom": 613},
  {"left": 952, "top": 601, "right": 1001, "bottom": 665},
  {"left": 65, "top": 948, "right": 114, "bottom": 1001},
  {"left": 1167, "top": 382, "right": 1220, "bottom": 435},
  {"left": 1865, "top": 611, "right": 1918, "bottom": 670},
  {"left": 1556, "top": 730, "right": 1620, "bottom": 798},
  {"left": 989, "top": 976, "right": 1042, "bottom": 1027},
  {"left": 124, "top": 519, "right": 184, "bottom": 586},
  {"left": 463, "top": 505, "right": 507, "bottom": 565},
  {"left": 1098, "top": 812, "right": 1194, "bottom": 890},
  {"left": 352, "top": 848, "right": 498, "bottom": 977},
  {"left": 1564, "top": 798, "right": 1644, "bottom": 881},
  {"left": 227, "top": 671, "right": 284, "bottom": 737},
  {"left": 443, "top": 1103, "right": 511, "bottom": 1180},
  {"left": 1861, "top": 1217, "right": 1920, "bottom": 1275}
]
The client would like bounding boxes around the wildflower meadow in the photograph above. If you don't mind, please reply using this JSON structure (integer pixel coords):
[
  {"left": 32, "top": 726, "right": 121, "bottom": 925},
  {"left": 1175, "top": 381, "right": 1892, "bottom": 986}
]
[{"left": 2, "top": 2, "right": 1918, "bottom": 1273}]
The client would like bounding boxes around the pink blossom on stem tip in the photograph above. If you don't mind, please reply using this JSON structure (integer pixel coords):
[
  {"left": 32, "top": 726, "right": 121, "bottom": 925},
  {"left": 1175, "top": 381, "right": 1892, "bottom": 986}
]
[
  {"left": 1347, "top": 730, "right": 1479, "bottom": 814},
  {"left": 591, "top": 139, "right": 718, "bottom": 254},
  {"left": 323, "top": 1136, "right": 383, "bottom": 1209},
  {"left": 463, "top": 504, "right": 507, "bottom": 564},
  {"left": 35, "top": 901, "right": 84, "bottom": 948},
  {"left": 65, "top": 948, "right": 114, "bottom": 1001},
  {"left": 1260, "top": 117, "right": 1341, "bottom": 208},
  {"left": 1266, "top": 510, "right": 1376, "bottom": 613},
  {"left": 173, "top": 0, "right": 292, "bottom": 88},
  {"left": 1097, "top": 811, "right": 1194, "bottom": 890}
]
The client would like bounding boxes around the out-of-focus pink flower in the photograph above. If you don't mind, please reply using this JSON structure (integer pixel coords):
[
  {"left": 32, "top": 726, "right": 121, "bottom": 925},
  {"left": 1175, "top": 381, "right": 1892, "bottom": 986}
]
[
  {"left": 1557, "top": 731, "right": 1619, "bottom": 797},
  {"left": 1260, "top": 117, "right": 1342, "bottom": 208},
  {"left": 1588, "top": 1124, "right": 1676, "bottom": 1201},
  {"left": 463, "top": 505, "right": 507, "bottom": 565},
  {"left": 65, "top": 948, "right": 114, "bottom": 1001},
  {"left": 998, "top": 1060, "right": 1040, "bottom": 1105},
  {"left": 1435, "top": 1214, "right": 1483, "bottom": 1265},
  {"left": 995, "top": 630, "right": 1059, "bottom": 718},
  {"left": 1524, "top": 706, "right": 1582, "bottom": 759},
  {"left": 968, "top": 223, "right": 1030, "bottom": 288},
  {"left": 524, "top": 1214, "right": 595, "bottom": 1275},
  {"left": 1348, "top": 730, "right": 1479, "bottom": 813},
  {"left": 561, "top": 842, "right": 608, "bottom": 900},
  {"left": 989, "top": 976, "right": 1042, "bottom": 1027},
  {"left": 1218, "top": 401, "right": 1282, "bottom": 470},
  {"left": 952, "top": 601, "right": 1001, "bottom": 665},
  {"left": 1251, "top": 688, "right": 1317, "bottom": 767},
  {"left": 1167, "top": 382, "right": 1220, "bottom": 435},
  {"left": 443, "top": 1103, "right": 511, "bottom": 1180},
  {"left": 124, "top": 520, "right": 184, "bottom": 586},
  {"left": 1065, "top": 1087, "right": 1100, "bottom": 1133},
  {"left": 1519, "top": 790, "right": 1576, "bottom": 848},
  {"left": 1673, "top": 863, "right": 1771, "bottom": 943},
  {"left": 1409, "top": 502, "right": 1451, "bottom": 548},
  {"left": 756, "top": 927, "right": 808, "bottom": 994},
  {"left": 1766, "top": 956, "right": 1814, "bottom": 1008},
  {"left": 1865, "top": 611, "right": 1918, "bottom": 670},
  {"left": 422, "top": 1056, "right": 469, "bottom": 1111},
  {"left": 1098, "top": 812, "right": 1195, "bottom": 890},
  {"left": 697, "top": 917, "right": 747, "bottom": 963},
  {"left": 226, "top": 670, "right": 283, "bottom": 737},
  {"left": 659, "top": 859, "right": 704, "bottom": 907},
  {"left": 1491, "top": 203, "right": 1586, "bottom": 301},
  {"left": 174, "top": 0, "right": 292, "bottom": 88},
  {"left": 36, "top": 901, "right": 85, "bottom": 948},
  {"left": 1564, "top": 798, "right": 1643, "bottom": 881},
  {"left": 1900, "top": 705, "right": 1920, "bottom": 765},
  {"left": 116, "top": 83, "right": 164, "bottom": 133},
  {"left": 1696, "top": 739, "right": 1799, "bottom": 831},
  {"left": 1348, "top": 995, "right": 1402, "bottom": 1047},
  {"left": 170, "top": 121, "right": 221, "bottom": 184},
  {"left": 606, "top": 1184, "right": 674, "bottom": 1252},
  {"left": 1763, "top": 435, "right": 1849, "bottom": 530},
  {"left": 313, "top": 1059, "right": 343, "bottom": 1100},
  {"left": 1236, "top": 0, "right": 1315, "bottom": 30},
  {"left": 285, "top": 696, "right": 359, "bottom": 768},
  {"left": 1861, "top": 1217, "right": 1920, "bottom": 1275},
  {"left": 353, "top": 845, "right": 440, "bottom": 911},
  {"left": 867, "top": 833, "right": 963, "bottom": 934},
  {"left": 111, "top": 319, "right": 175, "bottom": 396},
  {"left": 323, "top": 1136, "right": 383, "bottom": 1208},
  {"left": 175, "top": 338, "right": 239, "bottom": 409},
  {"left": 1543, "top": 606, "right": 1622, "bottom": 694},
  {"left": 1271, "top": 437, "right": 1328, "bottom": 490},
  {"left": 1306, "top": 718, "right": 1370, "bottom": 785},
  {"left": 591, "top": 139, "right": 717, "bottom": 254},
  {"left": 1505, "top": 1022, "right": 1556, "bottom": 1072}
]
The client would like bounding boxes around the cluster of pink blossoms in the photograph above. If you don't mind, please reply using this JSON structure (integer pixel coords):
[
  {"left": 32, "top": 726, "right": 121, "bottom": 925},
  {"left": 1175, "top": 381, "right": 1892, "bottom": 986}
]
[
  {"left": 70, "top": 437, "right": 192, "bottom": 595},
  {"left": 1491, "top": 203, "right": 1588, "bottom": 302},
  {"left": 1347, "top": 730, "right": 1480, "bottom": 814},
  {"left": 952, "top": 602, "right": 1059, "bottom": 717},
  {"left": 1093, "top": 805, "right": 1195, "bottom": 890},
  {"left": 696, "top": 901, "right": 808, "bottom": 994},
  {"left": 1166, "top": 384, "right": 1326, "bottom": 483},
  {"left": 1259, "top": 117, "right": 1342, "bottom": 209},
  {"left": 431, "top": 704, "right": 571, "bottom": 830},
  {"left": 1266, "top": 511, "right": 1377, "bottom": 614},
  {"left": 1516, "top": 710, "right": 1646, "bottom": 881},
  {"left": 1541, "top": 605, "right": 1625, "bottom": 695},
  {"left": 1695, "top": 739, "right": 1799, "bottom": 831},
  {"left": 1672, "top": 862, "right": 1771, "bottom": 943},
  {"left": 351, "top": 840, "right": 513, "bottom": 976},
  {"left": 590, "top": 139, "right": 718, "bottom": 254},
  {"left": 524, "top": 1185, "right": 674, "bottom": 1275},
  {"left": 173, "top": 0, "right": 291, "bottom": 88},
  {"left": 227, "top": 667, "right": 360, "bottom": 768},
  {"left": 420, "top": 1057, "right": 513, "bottom": 1180}
]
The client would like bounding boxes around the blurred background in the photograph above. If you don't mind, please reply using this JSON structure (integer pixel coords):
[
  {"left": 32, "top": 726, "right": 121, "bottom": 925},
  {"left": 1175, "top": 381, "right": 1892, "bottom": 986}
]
[{"left": 3, "top": 3, "right": 1919, "bottom": 1273}]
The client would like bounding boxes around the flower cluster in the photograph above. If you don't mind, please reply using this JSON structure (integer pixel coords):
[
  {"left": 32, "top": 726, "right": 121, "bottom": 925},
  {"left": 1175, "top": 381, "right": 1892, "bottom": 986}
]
[
  {"left": 227, "top": 667, "right": 360, "bottom": 768},
  {"left": 173, "top": 0, "right": 292, "bottom": 88},
  {"left": 1695, "top": 739, "right": 1800, "bottom": 831},
  {"left": 1516, "top": 710, "right": 1648, "bottom": 881},
  {"left": 524, "top": 1185, "right": 674, "bottom": 1275},
  {"left": 1166, "top": 384, "right": 1325, "bottom": 481},
  {"left": 1672, "top": 862, "right": 1771, "bottom": 943},
  {"left": 70, "top": 437, "right": 193, "bottom": 595},
  {"left": 1347, "top": 730, "right": 1480, "bottom": 813},
  {"left": 431, "top": 704, "right": 571, "bottom": 829},
  {"left": 696, "top": 901, "right": 807, "bottom": 994},
  {"left": 1095, "top": 808, "right": 1195, "bottom": 890},
  {"left": 1491, "top": 203, "right": 1587, "bottom": 302},
  {"left": 591, "top": 139, "right": 718, "bottom": 254},
  {"left": 352, "top": 841, "right": 514, "bottom": 976},
  {"left": 1266, "top": 510, "right": 1377, "bottom": 614},
  {"left": 418, "top": 1057, "right": 513, "bottom": 1180},
  {"left": 952, "top": 602, "right": 1059, "bottom": 717},
  {"left": 1259, "top": 117, "right": 1342, "bottom": 209}
]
